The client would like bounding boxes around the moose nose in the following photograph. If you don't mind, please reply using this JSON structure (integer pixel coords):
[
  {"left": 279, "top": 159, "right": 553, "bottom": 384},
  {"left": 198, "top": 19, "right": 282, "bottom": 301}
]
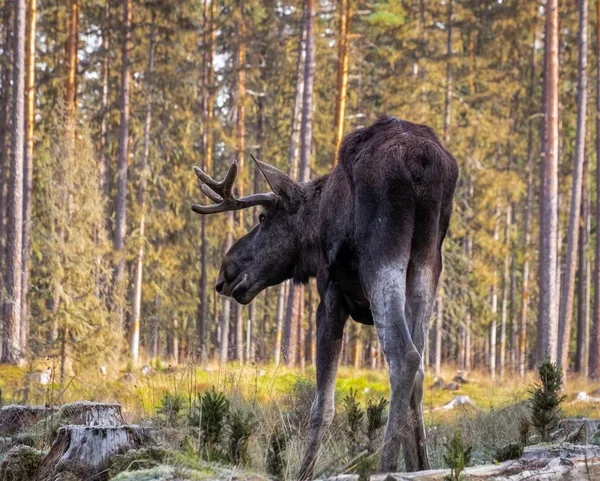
[{"left": 215, "top": 278, "right": 225, "bottom": 294}]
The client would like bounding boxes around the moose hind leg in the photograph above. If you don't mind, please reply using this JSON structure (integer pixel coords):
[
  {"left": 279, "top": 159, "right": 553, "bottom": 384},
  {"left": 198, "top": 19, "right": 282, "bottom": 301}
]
[
  {"left": 297, "top": 286, "right": 347, "bottom": 481},
  {"left": 363, "top": 263, "right": 421, "bottom": 474}
]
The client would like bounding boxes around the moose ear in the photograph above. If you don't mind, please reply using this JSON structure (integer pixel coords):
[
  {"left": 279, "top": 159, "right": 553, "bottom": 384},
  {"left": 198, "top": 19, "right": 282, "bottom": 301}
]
[{"left": 250, "top": 154, "right": 302, "bottom": 205}]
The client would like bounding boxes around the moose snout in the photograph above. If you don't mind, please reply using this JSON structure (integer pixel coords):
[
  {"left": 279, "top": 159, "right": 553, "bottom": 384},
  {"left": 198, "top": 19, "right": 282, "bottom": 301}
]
[{"left": 215, "top": 276, "right": 225, "bottom": 294}]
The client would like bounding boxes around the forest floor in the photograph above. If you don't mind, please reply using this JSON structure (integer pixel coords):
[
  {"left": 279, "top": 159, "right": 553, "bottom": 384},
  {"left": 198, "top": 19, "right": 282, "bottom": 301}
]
[{"left": 1, "top": 362, "right": 600, "bottom": 480}]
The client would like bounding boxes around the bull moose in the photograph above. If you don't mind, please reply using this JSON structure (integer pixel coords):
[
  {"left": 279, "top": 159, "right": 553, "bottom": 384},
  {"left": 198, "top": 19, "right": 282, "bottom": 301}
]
[{"left": 191, "top": 115, "right": 459, "bottom": 479}]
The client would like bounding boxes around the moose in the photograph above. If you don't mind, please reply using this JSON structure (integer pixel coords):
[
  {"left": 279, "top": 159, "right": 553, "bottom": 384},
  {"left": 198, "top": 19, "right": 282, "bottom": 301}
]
[{"left": 191, "top": 115, "right": 458, "bottom": 479}]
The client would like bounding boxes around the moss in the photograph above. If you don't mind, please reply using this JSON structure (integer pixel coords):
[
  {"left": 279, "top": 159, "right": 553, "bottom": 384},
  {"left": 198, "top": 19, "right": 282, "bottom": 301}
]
[
  {"left": 109, "top": 446, "right": 176, "bottom": 477},
  {"left": 0, "top": 444, "right": 45, "bottom": 481}
]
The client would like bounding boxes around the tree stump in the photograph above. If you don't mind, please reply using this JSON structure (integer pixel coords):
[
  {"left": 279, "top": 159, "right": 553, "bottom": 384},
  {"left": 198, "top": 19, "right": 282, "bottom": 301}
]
[
  {"left": 0, "top": 405, "right": 52, "bottom": 436},
  {"left": 36, "top": 425, "right": 151, "bottom": 481},
  {"left": 54, "top": 401, "right": 124, "bottom": 427}
]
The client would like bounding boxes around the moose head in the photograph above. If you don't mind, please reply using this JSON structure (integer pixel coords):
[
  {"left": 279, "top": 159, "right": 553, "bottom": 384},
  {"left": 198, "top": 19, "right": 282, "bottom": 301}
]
[{"left": 191, "top": 156, "right": 310, "bottom": 305}]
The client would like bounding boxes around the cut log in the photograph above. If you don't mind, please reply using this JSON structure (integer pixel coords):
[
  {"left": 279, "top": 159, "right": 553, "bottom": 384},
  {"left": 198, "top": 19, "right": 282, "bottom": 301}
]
[
  {"left": 558, "top": 418, "right": 600, "bottom": 442},
  {"left": 55, "top": 401, "right": 123, "bottom": 427},
  {"left": 522, "top": 443, "right": 600, "bottom": 460},
  {"left": 0, "top": 404, "right": 52, "bottom": 436},
  {"left": 36, "top": 425, "right": 152, "bottom": 481}
]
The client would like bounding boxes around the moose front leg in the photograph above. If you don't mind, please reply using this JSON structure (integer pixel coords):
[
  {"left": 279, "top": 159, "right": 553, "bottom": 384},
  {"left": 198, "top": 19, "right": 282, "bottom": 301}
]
[{"left": 297, "top": 286, "right": 347, "bottom": 481}]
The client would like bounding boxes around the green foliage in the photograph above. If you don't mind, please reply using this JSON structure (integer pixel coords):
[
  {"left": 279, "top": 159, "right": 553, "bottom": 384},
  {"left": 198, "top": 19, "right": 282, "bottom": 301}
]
[
  {"left": 343, "top": 389, "right": 364, "bottom": 456},
  {"left": 266, "top": 425, "right": 288, "bottom": 479},
  {"left": 156, "top": 392, "right": 186, "bottom": 428},
  {"left": 528, "top": 358, "right": 566, "bottom": 442},
  {"left": 227, "top": 409, "right": 255, "bottom": 465},
  {"left": 0, "top": 445, "right": 44, "bottom": 481},
  {"left": 189, "top": 388, "right": 229, "bottom": 458},
  {"left": 109, "top": 446, "right": 175, "bottom": 477},
  {"left": 366, "top": 397, "right": 388, "bottom": 448},
  {"left": 443, "top": 429, "right": 472, "bottom": 481}
]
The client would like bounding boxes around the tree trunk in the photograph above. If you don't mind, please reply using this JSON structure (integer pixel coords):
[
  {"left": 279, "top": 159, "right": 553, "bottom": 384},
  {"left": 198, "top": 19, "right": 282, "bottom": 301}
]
[
  {"left": 288, "top": 4, "right": 306, "bottom": 179},
  {"left": 130, "top": 14, "right": 155, "bottom": 366},
  {"left": 220, "top": 214, "right": 234, "bottom": 364},
  {"left": 0, "top": 2, "right": 12, "bottom": 291},
  {"left": 558, "top": 0, "right": 588, "bottom": 373},
  {"left": 591, "top": 0, "right": 600, "bottom": 377},
  {"left": 490, "top": 208, "right": 500, "bottom": 381},
  {"left": 65, "top": 0, "right": 78, "bottom": 120},
  {"left": 576, "top": 155, "right": 590, "bottom": 375},
  {"left": 20, "top": 0, "right": 36, "bottom": 354},
  {"left": 433, "top": 294, "right": 442, "bottom": 376},
  {"left": 332, "top": 0, "right": 352, "bottom": 165},
  {"left": 538, "top": 0, "right": 559, "bottom": 364},
  {"left": 113, "top": 0, "right": 132, "bottom": 330},
  {"left": 299, "top": 0, "right": 314, "bottom": 184},
  {"left": 99, "top": 0, "right": 110, "bottom": 203},
  {"left": 1, "top": 0, "right": 26, "bottom": 363},
  {"left": 500, "top": 205, "right": 511, "bottom": 379},
  {"left": 443, "top": 0, "right": 453, "bottom": 143},
  {"left": 274, "top": 282, "right": 286, "bottom": 365}
]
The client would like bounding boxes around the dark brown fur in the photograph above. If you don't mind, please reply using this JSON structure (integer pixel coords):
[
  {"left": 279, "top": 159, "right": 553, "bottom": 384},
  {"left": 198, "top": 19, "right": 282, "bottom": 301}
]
[{"left": 192, "top": 115, "right": 459, "bottom": 479}]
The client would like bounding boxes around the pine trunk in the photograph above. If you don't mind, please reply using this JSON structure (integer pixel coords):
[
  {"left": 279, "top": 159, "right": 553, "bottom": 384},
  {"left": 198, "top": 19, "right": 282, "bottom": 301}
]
[
  {"left": 558, "top": 0, "right": 588, "bottom": 373},
  {"left": 130, "top": 14, "right": 155, "bottom": 366},
  {"left": 1, "top": 0, "right": 26, "bottom": 363},
  {"left": 20, "top": 0, "right": 36, "bottom": 354},
  {"left": 113, "top": 0, "right": 132, "bottom": 331},
  {"left": 500, "top": 205, "right": 511, "bottom": 379},
  {"left": 591, "top": 0, "right": 600, "bottom": 377},
  {"left": 332, "top": 0, "right": 352, "bottom": 164},
  {"left": 538, "top": 0, "right": 559, "bottom": 363},
  {"left": 576, "top": 155, "right": 590, "bottom": 375},
  {"left": 99, "top": 0, "right": 110, "bottom": 203}
]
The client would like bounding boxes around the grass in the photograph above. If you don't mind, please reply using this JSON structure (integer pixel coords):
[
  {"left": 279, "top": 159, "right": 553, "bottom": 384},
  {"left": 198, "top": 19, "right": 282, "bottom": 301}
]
[{"left": 2, "top": 362, "right": 600, "bottom": 479}]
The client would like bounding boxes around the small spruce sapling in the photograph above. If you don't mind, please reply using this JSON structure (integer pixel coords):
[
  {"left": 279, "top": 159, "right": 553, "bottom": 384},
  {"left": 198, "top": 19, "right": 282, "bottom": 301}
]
[
  {"left": 266, "top": 426, "right": 288, "bottom": 478},
  {"left": 343, "top": 389, "right": 364, "bottom": 456},
  {"left": 227, "top": 408, "right": 255, "bottom": 465},
  {"left": 189, "top": 388, "right": 229, "bottom": 458},
  {"left": 156, "top": 392, "right": 186, "bottom": 428},
  {"left": 528, "top": 357, "right": 566, "bottom": 442},
  {"left": 443, "top": 429, "right": 472, "bottom": 481}
]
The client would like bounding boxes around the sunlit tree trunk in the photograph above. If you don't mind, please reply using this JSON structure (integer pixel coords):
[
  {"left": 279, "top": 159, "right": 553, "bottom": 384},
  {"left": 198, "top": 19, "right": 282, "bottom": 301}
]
[
  {"left": 20, "top": 0, "right": 36, "bottom": 353},
  {"left": 274, "top": 282, "right": 286, "bottom": 364},
  {"left": 288, "top": 4, "right": 305, "bottom": 179},
  {"left": 220, "top": 214, "right": 233, "bottom": 364},
  {"left": 591, "top": 0, "right": 600, "bottom": 378},
  {"left": 490, "top": 208, "right": 499, "bottom": 381},
  {"left": 500, "top": 206, "right": 511, "bottom": 379},
  {"left": 0, "top": 2, "right": 12, "bottom": 288},
  {"left": 1, "top": 0, "right": 26, "bottom": 363},
  {"left": 576, "top": 155, "right": 590, "bottom": 375},
  {"left": 99, "top": 0, "right": 110, "bottom": 202},
  {"left": 198, "top": 0, "right": 217, "bottom": 363},
  {"left": 558, "top": 0, "right": 588, "bottom": 373},
  {"left": 538, "top": 0, "right": 559, "bottom": 363},
  {"left": 332, "top": 0, "right": 352, "bottom": 165},
  {"left": 113, "top": 0, "right": 132, "bottom": 330},
  {"left": 130, "top": 14, "right": 155, "bottom": 366},
  {"left": 65, "top": 0, "right": 78, "bottom": 121}
]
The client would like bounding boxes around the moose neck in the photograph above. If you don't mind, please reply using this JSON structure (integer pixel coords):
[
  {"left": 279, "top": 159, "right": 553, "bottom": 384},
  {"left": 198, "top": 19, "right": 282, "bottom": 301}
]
[{"left": 290, "top": 175, "right": 328, "bottom": 284}]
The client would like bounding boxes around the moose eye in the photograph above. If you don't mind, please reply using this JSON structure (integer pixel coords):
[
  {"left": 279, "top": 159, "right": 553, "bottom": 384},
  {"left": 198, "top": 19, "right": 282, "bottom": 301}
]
[{"left": 259, "top": 213, "right": 266, "bottom": 224}]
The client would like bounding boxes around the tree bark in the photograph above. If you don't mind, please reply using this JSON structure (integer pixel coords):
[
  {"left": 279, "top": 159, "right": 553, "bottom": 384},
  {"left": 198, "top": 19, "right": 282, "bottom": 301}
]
[
  {"left": 500, "top": 205, "right": 511, "bottom": 379},
  {"left": 1, "top": 0, "right": 26, "bottom": 363},
  {"left": 130, "top": 13, "right": 155, "bottom": 366},
  {"left": 220, "top": 214, "right": 234, "bottom": 364},
  {"left": 490, "top": 208, "right": 499, "bottom": 381},
  {"left": 538, "top": 0, "right": 559, "bottom": 363},
  {"left": 274, "top": 282, "right": 286, "bottom": 365},
  {"left": 591, "top": 0, "right": 600, "bottom": 377},
  {"left": 288, "top": 4, "right": 306, "bottom": 180},
  {"left": 443, "top": 0, "right": 453, "bottom": 143},
  {"left": 332, "top": 0, "right": 352, "bottom": 165},
  {"left": 65, "top": 0, "right": 78, "bottom": 120},
  {"left": 20, "top": 0, "right": 36, "bottom": 354},
  {"left": 576, "top": 155, "right": 590, "bottom": 375},
  {"left": 113, "top": 0, "right": 132, "bottom": 330},
  {"left": 0, "top": 2, "right": 12, "bottom": 292},
  {"left": 99, "top": 0, "right": 111, "bottom": 202},
  {"left": 558, "top": 0, "right": 588, "bottom": 373}
]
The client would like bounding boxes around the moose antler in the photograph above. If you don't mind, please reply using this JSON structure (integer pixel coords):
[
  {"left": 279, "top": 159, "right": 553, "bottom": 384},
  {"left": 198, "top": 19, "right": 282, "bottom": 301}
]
[{"left": 191, "top": 160, "right": 277, "bottom": 214}]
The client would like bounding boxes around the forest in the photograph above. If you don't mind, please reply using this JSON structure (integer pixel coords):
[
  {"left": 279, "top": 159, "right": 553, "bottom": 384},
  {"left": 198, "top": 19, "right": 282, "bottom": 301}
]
[{"left": 0, "top": 0, "right": 596, "bottom": 385}]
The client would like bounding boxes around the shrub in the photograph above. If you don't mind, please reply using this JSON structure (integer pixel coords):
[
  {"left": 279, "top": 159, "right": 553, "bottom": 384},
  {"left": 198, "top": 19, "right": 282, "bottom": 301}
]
[
  {"left": 443, "top": 429, "right": 472, "bottom": 481},
  {"left": 528, "top": 357, "right": 565, "bottom": 442},
  {"left": 342, "top": 389, "right": 364, "bottom": 456},
  {"left": 266, "top": 426, "right": 288, "bottom": 479},
  {"left": 189, "top": 388, "right": 229, "bottom": 458},
  {"left": 227, "top": 408, "right": 255, "bottom": 465},
  {"left": 156, "top": 392, "right": 186, "bottom": 428}
]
